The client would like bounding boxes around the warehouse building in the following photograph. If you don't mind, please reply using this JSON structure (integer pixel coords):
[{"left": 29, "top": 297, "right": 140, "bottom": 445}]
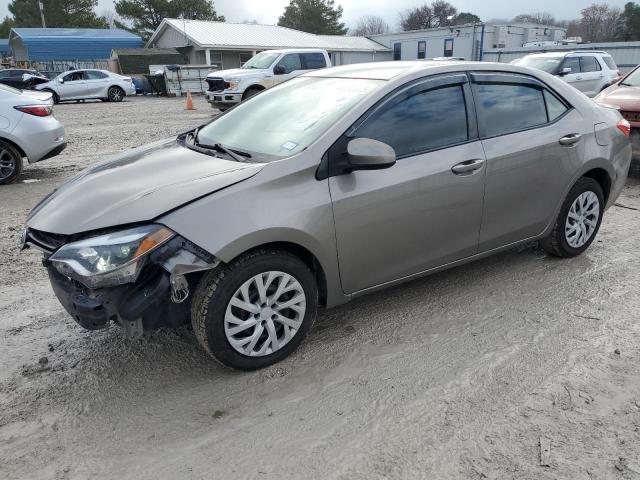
[
  {"left": 371, "top": 22, "right": 567, "bottom": 62},
  {"left": 9, "top": 28, "right": 142, "bottom": 63},
  {"left": 147, "top": 19, "right": 390, "bottom": 69}
]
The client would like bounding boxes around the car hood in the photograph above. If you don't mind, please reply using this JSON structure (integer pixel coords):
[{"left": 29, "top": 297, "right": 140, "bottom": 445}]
[
  {"left": 596, "top": 84, "right": 640, "bottom": 109},
  {"left": 207, "top": 68, "right": 266, "bottom": 80},
  {"left": 27, "top": 138, "right": 264, "bottom": 235}
]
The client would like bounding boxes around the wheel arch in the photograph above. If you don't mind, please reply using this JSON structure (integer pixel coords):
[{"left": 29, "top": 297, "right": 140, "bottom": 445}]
[
  {"left": 582, "top": 167, "right": 612, "bottom": 202},
  {"left": 227, "top": 241, "right": 329, "bottom": 307},
  {"left": 0, "top": 135, "right": 26, "bottom": 158},
  {"left": 242, "top": 84, "right": 266, "bottom": 100}
]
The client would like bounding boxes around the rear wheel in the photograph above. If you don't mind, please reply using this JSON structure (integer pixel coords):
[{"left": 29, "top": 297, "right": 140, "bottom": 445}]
[
  {"left": 0, "top": 140, "right": 23, "bottom": 185},
  {"left": 191, "top": 249, "right": 318, "bottom": 370},
  {"left": 542, "top": 177, "right": 604, "bottom": 257},
  {"left": 107, "top": 86, "right": 124, "bottom": 102}
]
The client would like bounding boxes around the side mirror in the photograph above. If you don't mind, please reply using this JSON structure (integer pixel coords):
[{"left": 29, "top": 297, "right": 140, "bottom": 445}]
[
  {"left": 347, "top": 138, "right": 396, "bottom": 171},
  {"left": 559, "top": 67, "right": 572, "bottom": 76},
  {"left": 273, "top": 65, "right": 285, "bottom": 75}
]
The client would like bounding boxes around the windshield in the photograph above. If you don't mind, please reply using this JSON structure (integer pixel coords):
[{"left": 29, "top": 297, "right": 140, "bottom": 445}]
[
  {"left": 242, "top": 52, "right": 281, "bottom": 69},
  {"left": 621, "top": 67, "right": 640, "bottom": 86},
  {"left": 197, "top": 76, "right": 384, "bottom": 160},
  {"left": 514, "top": 55, "right": 563, "bottom": 74}
]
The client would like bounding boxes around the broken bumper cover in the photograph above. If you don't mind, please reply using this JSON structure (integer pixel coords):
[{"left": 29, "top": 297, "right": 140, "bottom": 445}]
[
  {"left": 205, "top": 91, "right": 242, "bottom": 109},
  {"left": 47, "top": 264, "right": 189, "bottom": 333}
]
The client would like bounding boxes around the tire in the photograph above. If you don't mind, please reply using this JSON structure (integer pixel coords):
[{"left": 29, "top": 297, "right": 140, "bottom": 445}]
[
  {"left": 242, "top": 87, "right": 262, "bottom": 101},
  {"left": 0, "top": 140, "right": 23, "bottom": 185},
  {"left": 107, "top": 86, "right": 125, "bottom": 102},
  {"left": 191, "top": 249, "right": 318, "bottom": 370},
  {"left": 542, "top": 177, "right": 604, "bottom": 257}
]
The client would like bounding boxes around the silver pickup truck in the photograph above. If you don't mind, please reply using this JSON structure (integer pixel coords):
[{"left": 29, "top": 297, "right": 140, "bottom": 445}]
[{"left": 205, "top": 49, "right": 331, "bottom": 110}]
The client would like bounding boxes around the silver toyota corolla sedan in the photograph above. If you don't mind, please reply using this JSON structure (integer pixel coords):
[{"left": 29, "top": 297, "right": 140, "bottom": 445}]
[
  {"left": 35, "top": 69, "right": 136, "bottom": 103},
  {"left": 23, "top": 61, "right": 631, "bottom": 370}
]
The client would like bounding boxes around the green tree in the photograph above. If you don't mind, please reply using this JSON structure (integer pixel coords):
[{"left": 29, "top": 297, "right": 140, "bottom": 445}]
[
  {"left": 115, "top": 0, "right": 224, "bottom": 40},
  {"left": 278, "top": 0, "right": 347, "bottom": 35},
  {"left": 453, "top": 12, "right": 480, "bottom": 25},
  {"left": 0, "top": 16, "right": 15, "bottom": 37},
  {"left": 619, "top": 2, "right": 640, "bottom": 40},
  {"left": 8, "top": 0, "right": 107, "bottom": 28}
]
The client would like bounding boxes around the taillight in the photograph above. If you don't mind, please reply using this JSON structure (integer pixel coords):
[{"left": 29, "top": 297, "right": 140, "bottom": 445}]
[
  {"left": 14, "top": 105, "right": 52, "bottom": 117},
  {"left": 617, "top": 118, "right": 631, "bottom": 137}
]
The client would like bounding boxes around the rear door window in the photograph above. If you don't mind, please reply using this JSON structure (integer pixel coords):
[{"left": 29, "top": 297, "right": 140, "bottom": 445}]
[
  {"left": 353, "top": 85, "right": 468, "bottom": 157},
  {"left": 544, "top": 90, "right": 568, "bottom": 121},
  {"left": 85, "top": 70, "right": 108, "bottom": 80},
  {"left": 476, "top": 83, "right": 548, "bottom": 137},
  {"left": 602, "top": 56, "right": 617, "bottom": 70},
  {"left": 580, "top": 56, "right": 601, "bottom": 72},
  {"left": 301, "top": 53, "right": 327, "bottom": 69}
]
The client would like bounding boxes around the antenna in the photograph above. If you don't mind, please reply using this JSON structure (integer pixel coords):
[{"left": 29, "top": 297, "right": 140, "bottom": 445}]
[{"left": 38, "top": 0, "right": 46, "bottom": 28}]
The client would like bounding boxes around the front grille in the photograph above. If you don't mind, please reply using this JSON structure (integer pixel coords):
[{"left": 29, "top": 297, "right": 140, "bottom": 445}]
[
  {"left": 206, "top": 77, "right": 229, "bottom": 92},
  {"left": 621, "top": 111, "right": 640, "bottom": 122},
  {"left": 25, "top": 228, "right": 67, "bottom": 254}
]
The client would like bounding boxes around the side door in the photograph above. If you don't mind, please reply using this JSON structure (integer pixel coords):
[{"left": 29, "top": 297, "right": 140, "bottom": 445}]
[
  {"left": 559, "top": 56, "right": 586, "bottom": 93},
  {"left": 271, "top": 53, "right": 304, "bottom": 86},
  {"left": 471, "top": 72, "right": 585, "bottom": 252},
  {"left": 329, "top": 74, "right": 487, "bottom": 294},
  {"left": 578, "top": 55, "right": 604, "bottom": 96},
  {"left": 84, "top": 70, "right": 109, "bottom": 97},
  {"left": 58, "top": 71, "right": 88, "bottom": 99}
]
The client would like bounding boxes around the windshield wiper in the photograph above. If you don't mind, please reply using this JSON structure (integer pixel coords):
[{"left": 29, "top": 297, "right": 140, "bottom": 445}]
[{"left": 188, "top": 127, "right": 251, "bottom": 162}]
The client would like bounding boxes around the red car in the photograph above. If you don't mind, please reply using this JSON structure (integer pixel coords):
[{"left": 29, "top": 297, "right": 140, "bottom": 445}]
[{"left": 595, "top": 66, "right": 640, "bottom": 156}]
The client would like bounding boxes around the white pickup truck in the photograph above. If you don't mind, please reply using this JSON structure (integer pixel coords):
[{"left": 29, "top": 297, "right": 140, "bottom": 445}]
[{"left": 205, "top": 49, "right": 331, "bottom": 110}]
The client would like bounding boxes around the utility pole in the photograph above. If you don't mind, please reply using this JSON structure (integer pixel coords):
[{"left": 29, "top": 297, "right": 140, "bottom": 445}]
[{"left": 38, "top": 0, "right": 46, "bottom": 28}]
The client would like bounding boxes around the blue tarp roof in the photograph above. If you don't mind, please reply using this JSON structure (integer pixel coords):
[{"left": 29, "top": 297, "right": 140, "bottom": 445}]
[
  {"left": 0, "top": 39, "right": 10, "bottom": 55},
  {"left": 10, "top": 28, "right": 142, "bottom": 60}
]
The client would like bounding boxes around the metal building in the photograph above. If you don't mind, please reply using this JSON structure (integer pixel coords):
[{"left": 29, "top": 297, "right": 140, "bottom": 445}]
[
  {"left": 9, "top": 28, "right": 143, "bottom": 62},
  {"left": 146, "top": 19, "right": 390, "bottom": 69},
  {"left": 370, "top": 23, "right": 566, "bottom": 62}
]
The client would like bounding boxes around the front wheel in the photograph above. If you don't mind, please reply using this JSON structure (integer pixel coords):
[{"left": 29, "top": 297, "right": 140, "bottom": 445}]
[
  {"left": 0, "top": 140, "right": 23, "bottom": 185},
  {"left": 107, "top": 86, "right": 124, "bottom": 102},
  {"left": 191, "top": 249, "right": 318, "bottom": 370},
  {"left": 542, "top": 177, "right": 604, "bottom": 257}
]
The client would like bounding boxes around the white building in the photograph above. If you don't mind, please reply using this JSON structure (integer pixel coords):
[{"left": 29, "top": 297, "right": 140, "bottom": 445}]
[
  {"left": 371, "top": 23, "right": 567, "bottom": 62},
  {"left": 147, "top": 19, "right": 390, "bottom": 69}
]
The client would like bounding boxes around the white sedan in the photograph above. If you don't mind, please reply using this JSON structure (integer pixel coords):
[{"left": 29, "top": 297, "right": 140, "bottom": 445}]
[
  {"left": 0, "top": 84, "right": 65, "bottom": 184},
  {"left": 35, "top": 69, "right": 136, "bottom": 103}
]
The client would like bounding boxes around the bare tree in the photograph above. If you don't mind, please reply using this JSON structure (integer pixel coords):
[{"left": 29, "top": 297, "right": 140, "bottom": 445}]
[
  {"left": 351, "top": 15, "right": 389, "bottom": 36},
  {"left": 580, "top": 4, "right": 621, "bottom": 42},
  {"left": 400, "top": 1, "right": 459, "bottom": 31},
  {"left": 99, "top": 9, "right": 119, "bottom": 28},
  {"left": 512, "top": 12, "right": 556, "bottom": 25}
]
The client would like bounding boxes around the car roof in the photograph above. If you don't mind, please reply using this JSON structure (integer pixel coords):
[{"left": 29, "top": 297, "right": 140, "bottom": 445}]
[
  {"left": 305, "top": 60, "right": 532, "bottom": 81},
  {"left": 524, "top": 51, "right": 609, "bottom": 58},
  {"left": 260, "top": 48, "right": 326, "bottom": 54}
]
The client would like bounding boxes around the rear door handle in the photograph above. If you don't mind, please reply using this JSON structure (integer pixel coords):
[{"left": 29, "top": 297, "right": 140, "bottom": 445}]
[
  {"left": 559, "top": 133, "right": 582, "bottom": 146},
  {"left": 451, "top": 158, "right": 485, "bottom": 174}
]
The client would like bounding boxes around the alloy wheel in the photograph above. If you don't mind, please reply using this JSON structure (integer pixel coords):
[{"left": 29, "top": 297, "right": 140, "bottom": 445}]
[
  {"left": 109, "top": 88, "right": 123, "bottom": 101},
  {"left": 565, "top": 191, "right": 600, "bottom": 248},
  {"left": 0, "top": 149, "right": 16, "bottom": 181},
  {"left": 224, "top": 271, "right": 306, "bottom": 357}
]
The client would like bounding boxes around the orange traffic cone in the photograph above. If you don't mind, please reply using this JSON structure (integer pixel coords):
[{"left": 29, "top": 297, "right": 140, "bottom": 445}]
[{"left": 185, "top": 90, "right": 195, "bottom": 110}]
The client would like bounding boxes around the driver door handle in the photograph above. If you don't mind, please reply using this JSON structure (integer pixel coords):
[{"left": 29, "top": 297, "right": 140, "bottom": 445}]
[
  {"left": 451, "top": 158, "right": 485, "bottom": 174},
  {"left": 559, "top": 133, "right": 582, "bottom": 146}
]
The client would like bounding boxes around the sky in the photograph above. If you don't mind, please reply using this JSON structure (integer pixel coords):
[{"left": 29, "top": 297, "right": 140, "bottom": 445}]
[{"left": 0, "top": 0, "right": 633, "bottom": 30}]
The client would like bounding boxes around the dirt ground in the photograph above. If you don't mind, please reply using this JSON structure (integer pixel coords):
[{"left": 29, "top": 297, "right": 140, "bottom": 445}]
[{"left": 1, "top": 95, "right": 640, "bottom": 480}]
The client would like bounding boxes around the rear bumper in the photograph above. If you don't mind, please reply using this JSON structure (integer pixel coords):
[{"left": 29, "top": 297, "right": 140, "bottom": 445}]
[{"left": 20, "top": 116, "right": 66, "bottom": 163}]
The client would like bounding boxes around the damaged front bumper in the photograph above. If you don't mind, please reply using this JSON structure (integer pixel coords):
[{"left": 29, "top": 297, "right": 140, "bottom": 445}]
[{"left": 26, "top": 228, "right": 219, "bottom": 337}]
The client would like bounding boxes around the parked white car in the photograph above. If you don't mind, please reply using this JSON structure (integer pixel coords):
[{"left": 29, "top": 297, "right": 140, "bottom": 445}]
[
  {"left": 205, "top": 49, "right": 331, "bottom": 110},
  {"left": 35, "top": 69, "right": 136, "bottom": 103},
  {"left": 0, "top": 84, "right": 65, "bottom": 184},
  {"left": 512, "top": 51, "right": 620, "bottom": 97}
]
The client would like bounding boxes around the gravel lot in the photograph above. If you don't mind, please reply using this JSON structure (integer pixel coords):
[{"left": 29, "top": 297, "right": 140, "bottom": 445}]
[{"left": 2, "top": 95, "right": 640, "bottom": 480}]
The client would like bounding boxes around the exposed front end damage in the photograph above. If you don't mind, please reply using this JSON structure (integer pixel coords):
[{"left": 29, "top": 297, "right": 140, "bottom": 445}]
[{"left": 24, "top": 227, "right": 219, "bottom": 338}]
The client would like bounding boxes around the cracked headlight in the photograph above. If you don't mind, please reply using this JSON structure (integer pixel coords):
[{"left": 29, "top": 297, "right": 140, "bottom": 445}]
[
  {"left": 49, "top": 224, "right": 174, "bottom": 289},
  {"left": 227, "top": 79, "right": 240, "bottom": 90}
]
